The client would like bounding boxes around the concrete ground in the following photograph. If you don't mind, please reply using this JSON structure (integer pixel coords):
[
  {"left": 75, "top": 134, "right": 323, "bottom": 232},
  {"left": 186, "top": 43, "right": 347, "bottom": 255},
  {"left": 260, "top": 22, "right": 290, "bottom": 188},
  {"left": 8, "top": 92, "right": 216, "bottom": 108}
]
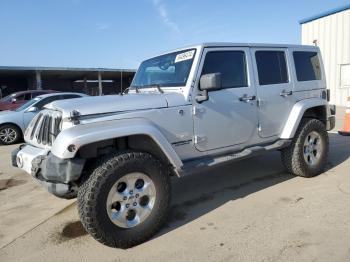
[{"left": 0, "top": 109, "right": 349, "bottom": 262}]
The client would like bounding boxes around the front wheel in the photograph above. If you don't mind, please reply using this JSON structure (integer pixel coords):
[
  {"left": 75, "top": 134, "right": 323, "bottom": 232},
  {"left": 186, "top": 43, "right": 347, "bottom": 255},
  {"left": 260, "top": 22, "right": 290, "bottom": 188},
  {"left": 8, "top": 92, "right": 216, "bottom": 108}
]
[
  {"left": 77, "top": 151, "right": 171, "bottom": 248},
  {"left": 0, "top": 124, "right": 22, "bottom": 145},
  {"left": 281, "top": 118, "right": 329, "bottom": 177}
]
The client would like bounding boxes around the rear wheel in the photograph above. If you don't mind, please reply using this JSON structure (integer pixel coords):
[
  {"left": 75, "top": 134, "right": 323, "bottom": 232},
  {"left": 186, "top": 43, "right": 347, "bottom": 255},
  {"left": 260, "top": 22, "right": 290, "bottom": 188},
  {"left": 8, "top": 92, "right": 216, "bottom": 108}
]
[
  {"left": 281, "top": 118, "right": 329, "bottom": 177},
  {"left": 0, "top": 124, "right": 22, "bottom": 145},
  {"left": 78, "top": 151, "right": 171, "bottom": 248}
]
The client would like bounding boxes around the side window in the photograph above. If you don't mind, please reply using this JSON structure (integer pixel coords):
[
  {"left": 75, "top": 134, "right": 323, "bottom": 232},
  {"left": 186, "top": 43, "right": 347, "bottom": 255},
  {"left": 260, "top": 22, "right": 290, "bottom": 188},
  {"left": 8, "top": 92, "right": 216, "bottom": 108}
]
[
  {"left": 201, "top": 51, "right": 248, "bottom": 88},
  {"left": 293, "top": 51, "right": 321, "bottom": 81},
  {"left": 255, "top": 51, "right": 288, "bottom": 85},
  {"left": 24, "top": 93, "right": 32, "bottom": 100},
  {"left": 61, "top": 94, "right": 81, "bottom": 99},
  {"left": 35, "top": 96, "right": 61, "bottom": 109},
  {"left": 16, "top": 94, "right": 26, "bottom": 101}
]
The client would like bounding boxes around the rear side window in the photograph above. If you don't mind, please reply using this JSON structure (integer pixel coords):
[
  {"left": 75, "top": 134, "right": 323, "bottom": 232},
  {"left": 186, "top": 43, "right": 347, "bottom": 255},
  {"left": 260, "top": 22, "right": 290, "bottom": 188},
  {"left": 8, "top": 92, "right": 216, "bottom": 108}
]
[
  {"left": 16, "top": 94, "right": 26, "bottom": 100},
  {"left": 293, "top": 51, "right": 321, "bottom": 81},
  {"left": 61, "top": 94, "right": 81, "bottom": 99},
  {"left": 35, "top": 95, "right": 61, "bottom": 109},
  {"left": 201, "top": 51, "right": 248, "bottom": 88},
  {"left": 255, "top": 51, "right": 288, "bottom": 85}
]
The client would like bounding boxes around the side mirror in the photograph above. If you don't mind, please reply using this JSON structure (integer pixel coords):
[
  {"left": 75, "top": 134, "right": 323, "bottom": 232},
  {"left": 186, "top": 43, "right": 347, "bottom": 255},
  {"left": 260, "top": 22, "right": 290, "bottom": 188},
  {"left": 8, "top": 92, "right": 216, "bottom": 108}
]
[
  {"left": 27, "top": 106, "right": 38, "bottom": 113},
  {"left": 199, "top": 73, "right": 222, "bottom": 91},
  {"left": 11, "top": 98, "right": 17, "bottom": 104}
]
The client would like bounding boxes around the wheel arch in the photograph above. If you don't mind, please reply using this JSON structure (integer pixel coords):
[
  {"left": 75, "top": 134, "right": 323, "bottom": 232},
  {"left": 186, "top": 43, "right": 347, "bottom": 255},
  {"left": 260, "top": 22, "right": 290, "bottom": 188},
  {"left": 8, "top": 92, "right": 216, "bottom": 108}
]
[
  {"left": 0, "top": 122, "right": 23, "bottom": 136},
  {"left": 51, "top": 118, "right": 183, "bottom": 175},
  {"left": 280, "top": 98, "right": 328, "bottom": 139}
]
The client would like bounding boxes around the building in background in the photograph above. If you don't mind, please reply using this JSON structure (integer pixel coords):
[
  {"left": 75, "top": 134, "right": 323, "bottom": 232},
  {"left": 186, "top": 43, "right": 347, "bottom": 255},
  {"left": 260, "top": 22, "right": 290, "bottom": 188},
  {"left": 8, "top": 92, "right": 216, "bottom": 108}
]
[
  {"left": 0, "top": 66, "right": 136, "bottom": 98},
  {"left": 300, "top": 4, "right": 350, "bottom": 106}
]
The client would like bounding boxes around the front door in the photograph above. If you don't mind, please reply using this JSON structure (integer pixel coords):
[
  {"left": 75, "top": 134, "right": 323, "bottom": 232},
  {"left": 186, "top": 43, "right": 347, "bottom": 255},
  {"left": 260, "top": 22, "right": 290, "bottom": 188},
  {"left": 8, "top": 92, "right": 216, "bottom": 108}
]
[
  {"left": 193, "top": 47, "right": 258, "bottom": 152},
  {"left": 251, "top": 48, "right": 295, "bottom": 138}
]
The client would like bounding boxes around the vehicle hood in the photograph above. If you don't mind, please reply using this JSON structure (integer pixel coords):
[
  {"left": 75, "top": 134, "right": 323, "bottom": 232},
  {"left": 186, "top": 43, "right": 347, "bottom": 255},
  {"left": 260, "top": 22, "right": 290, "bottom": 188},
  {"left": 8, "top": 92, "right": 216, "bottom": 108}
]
[{"left": 47, "top": 92, "right": 187, "bottom": 117}]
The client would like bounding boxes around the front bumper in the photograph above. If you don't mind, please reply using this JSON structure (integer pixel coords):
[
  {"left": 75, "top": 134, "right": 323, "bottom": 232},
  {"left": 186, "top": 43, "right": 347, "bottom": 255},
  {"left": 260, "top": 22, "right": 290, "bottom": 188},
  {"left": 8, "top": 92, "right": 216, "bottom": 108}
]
[{"left": 12, "top": 144, "right": 85, "bottom": 199}]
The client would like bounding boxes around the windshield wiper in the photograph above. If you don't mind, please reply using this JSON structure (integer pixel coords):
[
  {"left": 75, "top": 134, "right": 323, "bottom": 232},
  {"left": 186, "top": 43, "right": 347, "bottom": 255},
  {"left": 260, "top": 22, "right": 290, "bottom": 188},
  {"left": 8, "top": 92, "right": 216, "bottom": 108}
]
[
  {"left": 140, "top": 84, "right": 164, "bottom": 93},
  {"left": 127, "top": 86, "right": 140, "bottom": 94},
  {"left": 127, "top": 84, "right": 164, "bottom": 94}
]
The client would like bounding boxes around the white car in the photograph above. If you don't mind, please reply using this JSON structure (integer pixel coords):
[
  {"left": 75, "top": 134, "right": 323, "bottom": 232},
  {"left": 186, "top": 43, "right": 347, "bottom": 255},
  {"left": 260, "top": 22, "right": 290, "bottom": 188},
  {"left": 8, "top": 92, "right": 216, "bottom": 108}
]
[{"left": 0, "top": 92, "right": 86, "bottom": 145}]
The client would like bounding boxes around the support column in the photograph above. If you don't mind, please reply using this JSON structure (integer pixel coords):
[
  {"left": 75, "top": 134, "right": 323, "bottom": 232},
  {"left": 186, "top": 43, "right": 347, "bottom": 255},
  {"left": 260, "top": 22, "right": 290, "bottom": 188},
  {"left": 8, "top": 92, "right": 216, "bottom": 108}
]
[
  {"left": 120, "top": 70, "right": 123, "bottom": 94},
  {"left": 83, "top": 77, "right": 88, "bottom": 94},
  {"left": 35, "top": 71, "right": 42, "bottom": 90},
  {"left": 98, "top": 71, "right": 102, "bottom": 96}
]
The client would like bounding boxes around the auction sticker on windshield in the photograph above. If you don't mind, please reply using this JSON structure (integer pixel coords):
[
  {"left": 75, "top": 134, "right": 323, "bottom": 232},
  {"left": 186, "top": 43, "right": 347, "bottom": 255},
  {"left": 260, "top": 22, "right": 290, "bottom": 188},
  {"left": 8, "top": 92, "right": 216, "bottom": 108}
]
[{"left": 175, "top": 50, "right": 195, "bottom": 63}]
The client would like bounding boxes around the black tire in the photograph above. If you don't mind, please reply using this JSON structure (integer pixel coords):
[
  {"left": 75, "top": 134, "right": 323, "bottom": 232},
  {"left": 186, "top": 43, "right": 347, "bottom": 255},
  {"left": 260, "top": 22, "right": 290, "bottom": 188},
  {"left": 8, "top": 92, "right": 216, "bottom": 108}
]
[
  {"left": 77, "top": 151, "right": 171, "bottom": 248},
  {"left": 0, "top": 124, "right": 22, "bottom": 145},
  {"left": 281, "top": 118, "right": 329, "bottom": 177}
]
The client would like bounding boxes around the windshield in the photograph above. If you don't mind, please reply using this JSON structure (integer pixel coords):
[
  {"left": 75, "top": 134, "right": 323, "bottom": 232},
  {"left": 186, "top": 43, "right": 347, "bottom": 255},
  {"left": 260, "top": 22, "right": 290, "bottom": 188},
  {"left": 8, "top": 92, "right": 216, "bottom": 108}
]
[
  {"left": 15, "top": 98, "right": 40, "bottom": 112},
  {"left": 0, "top": 94, "right": 15, "bottom": 102},
  {"left": 131, "top": 49, "right": 196, "bottom": 89}
]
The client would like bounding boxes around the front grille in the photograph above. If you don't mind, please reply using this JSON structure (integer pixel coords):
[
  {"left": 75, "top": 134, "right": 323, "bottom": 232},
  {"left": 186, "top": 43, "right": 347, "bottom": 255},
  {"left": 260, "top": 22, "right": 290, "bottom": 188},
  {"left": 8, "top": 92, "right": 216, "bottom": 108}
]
[{"left": 26, "top": 110, "right": 62, "bottom": 146}]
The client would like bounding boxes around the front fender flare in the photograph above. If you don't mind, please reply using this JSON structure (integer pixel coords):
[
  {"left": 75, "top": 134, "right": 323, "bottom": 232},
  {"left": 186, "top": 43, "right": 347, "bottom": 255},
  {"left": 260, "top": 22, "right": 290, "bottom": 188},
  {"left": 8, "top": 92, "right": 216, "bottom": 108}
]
[
  {"left": 51, "top": 118, "right": 183, "bottom": 170},
  {"left": 280, "top": 98, "right": 328, "bottom": 139}
]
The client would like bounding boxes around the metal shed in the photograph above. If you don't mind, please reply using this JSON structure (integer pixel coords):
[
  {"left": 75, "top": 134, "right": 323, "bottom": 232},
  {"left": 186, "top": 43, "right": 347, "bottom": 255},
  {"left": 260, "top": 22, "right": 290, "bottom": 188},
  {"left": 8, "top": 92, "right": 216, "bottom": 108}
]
[
  {"left": 300, "top": 4, "right": 350, "bottom": 106},
  {"left": 0, "top": 66, "right": 136, "bottom": 98}
]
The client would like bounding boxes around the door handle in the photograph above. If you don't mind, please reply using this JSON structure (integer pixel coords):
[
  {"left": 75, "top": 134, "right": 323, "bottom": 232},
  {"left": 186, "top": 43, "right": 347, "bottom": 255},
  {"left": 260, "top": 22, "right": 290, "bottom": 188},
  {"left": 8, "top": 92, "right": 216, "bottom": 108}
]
[
  {"left": 280, "top": 90, "right": 293, "bottom": 97},
  {"left": 239, "top": 94, "right": 256, "bottom": 102}
]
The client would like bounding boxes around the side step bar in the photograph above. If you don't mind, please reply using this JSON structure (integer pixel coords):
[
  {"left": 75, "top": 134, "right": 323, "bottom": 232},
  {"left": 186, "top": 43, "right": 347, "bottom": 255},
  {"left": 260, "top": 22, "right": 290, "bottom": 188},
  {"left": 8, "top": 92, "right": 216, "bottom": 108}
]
[{"left": 179, "top": 139, "right": 291, "bottom": 176}]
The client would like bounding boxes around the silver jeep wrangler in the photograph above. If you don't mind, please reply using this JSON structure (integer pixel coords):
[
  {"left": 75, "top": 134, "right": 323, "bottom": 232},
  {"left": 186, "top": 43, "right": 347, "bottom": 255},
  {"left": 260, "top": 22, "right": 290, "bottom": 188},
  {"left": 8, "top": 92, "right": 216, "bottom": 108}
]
[{"left": 12, "top": 43, "right": 335, "bottom": 248}]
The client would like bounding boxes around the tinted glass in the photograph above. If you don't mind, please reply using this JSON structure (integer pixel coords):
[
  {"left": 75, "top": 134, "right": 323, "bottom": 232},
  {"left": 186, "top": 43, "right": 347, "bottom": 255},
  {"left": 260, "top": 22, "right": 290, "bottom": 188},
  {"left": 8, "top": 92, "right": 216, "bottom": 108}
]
[
  {"left": 16, "top": 94, "right": 25, "bottom": 100},
  {"left": 0, "top": 95, "right": 14, "bottom": 102},
  {"left": 35, "top": 95, "right": 62, "bottom": 109},
  {"left": 15, "top": 98, "right": 40, "bottom": 111},
  {"left": 201, "top": 51, "right": 247, "bottom": 88},
  {"left": 255, "top": 51, "right": 288, "bottom": 85},
  {"left": 62, "top": 94, "right": 81, "bottom": 99},
  {"left": 24, "top": 93, "right": 32, "bottom": 100},
  {"left": 293, "top": 51, "right": 321, "bottom": 81}
]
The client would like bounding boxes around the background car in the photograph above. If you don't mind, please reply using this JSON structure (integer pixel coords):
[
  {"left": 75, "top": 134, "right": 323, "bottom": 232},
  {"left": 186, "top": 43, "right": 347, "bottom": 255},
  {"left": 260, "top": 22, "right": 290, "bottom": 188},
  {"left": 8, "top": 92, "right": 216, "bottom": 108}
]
[
  {"left": 0, "top": 90, "right": 57, "bottom": 111},
  {"left": 0, "top": 92, "right": 86, "bottom": 145}
]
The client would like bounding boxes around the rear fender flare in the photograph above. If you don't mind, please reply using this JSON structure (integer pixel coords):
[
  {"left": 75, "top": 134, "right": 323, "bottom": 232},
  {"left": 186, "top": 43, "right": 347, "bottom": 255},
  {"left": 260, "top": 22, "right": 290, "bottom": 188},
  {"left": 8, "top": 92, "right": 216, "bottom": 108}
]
[{"left": 280, "top": 98, "right": 328, "bottom": 139}]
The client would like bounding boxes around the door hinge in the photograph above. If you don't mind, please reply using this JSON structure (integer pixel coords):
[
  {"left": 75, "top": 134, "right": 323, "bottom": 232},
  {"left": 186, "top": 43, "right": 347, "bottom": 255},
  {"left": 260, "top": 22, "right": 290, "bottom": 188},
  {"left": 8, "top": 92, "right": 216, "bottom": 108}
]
[
  {"left": 194, "top": 135, "right": 207, "bottom": 144},
  {"left": 256, "top": 98, "right": 263, "bottom": 107},
  {"left": 192, "top": 106, "right": 205, "bottom": 116}
]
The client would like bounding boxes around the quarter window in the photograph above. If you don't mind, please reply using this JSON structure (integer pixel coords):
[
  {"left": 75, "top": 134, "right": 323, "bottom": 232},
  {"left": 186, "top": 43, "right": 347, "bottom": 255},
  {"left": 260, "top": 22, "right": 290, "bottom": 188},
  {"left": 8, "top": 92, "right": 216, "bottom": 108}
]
[
  {"left": 255, "top": 51, "right": 288, "bottom": 85},
  {"left": 201, "top": 51, "right": 248, "bottom": 88},
  {"left": 293, "top": 51, "right": 321, "bottom": 81}
]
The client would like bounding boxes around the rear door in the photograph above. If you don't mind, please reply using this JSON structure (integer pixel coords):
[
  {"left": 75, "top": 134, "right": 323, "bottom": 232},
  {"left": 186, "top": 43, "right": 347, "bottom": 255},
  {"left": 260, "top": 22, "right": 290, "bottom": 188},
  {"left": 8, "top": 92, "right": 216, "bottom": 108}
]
[{"left": 251, "top": 48, "right": 295, "bottom": 138}]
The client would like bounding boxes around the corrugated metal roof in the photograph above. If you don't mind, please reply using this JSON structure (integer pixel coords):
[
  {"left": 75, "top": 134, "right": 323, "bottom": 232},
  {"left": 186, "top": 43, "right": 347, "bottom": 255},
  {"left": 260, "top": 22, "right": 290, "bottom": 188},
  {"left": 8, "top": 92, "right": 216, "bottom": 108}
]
[{"left": 299, "top": 3, "right": 350, "bottom": 24}]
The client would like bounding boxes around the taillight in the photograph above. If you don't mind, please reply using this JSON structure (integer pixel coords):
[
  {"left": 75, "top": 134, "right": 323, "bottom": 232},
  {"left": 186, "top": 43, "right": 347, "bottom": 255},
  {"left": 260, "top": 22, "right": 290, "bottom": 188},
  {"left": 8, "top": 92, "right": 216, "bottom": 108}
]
[{"left": 326, "top": 89, "right": 330, "bottom": 101}]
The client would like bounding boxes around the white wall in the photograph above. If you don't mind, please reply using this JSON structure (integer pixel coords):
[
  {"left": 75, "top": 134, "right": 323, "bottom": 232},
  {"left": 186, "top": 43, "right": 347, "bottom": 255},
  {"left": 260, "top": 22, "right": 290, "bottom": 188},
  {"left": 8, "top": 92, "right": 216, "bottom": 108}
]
[{"left": 301, "top": 9, "right": 350, "bottom": 106}]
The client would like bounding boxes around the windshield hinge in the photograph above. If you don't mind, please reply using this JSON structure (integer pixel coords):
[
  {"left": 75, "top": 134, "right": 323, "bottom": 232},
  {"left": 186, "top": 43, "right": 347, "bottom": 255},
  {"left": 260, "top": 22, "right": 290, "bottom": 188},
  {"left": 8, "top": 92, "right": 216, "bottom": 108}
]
[
  {"left": 192, "top": 106, "right": 205, "bottom": 116},
  {"left": 194, "top": 135, "right": 207, "bottom": 144}
]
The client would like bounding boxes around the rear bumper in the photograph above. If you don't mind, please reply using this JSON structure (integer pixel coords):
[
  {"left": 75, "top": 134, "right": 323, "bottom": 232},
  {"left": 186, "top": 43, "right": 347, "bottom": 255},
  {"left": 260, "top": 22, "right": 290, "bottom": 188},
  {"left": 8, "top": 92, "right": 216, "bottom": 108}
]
[
  {"left": 327, "top": 104, "right": 336, "bottom": 131},
  {"left": 327, "top": 115, "right": 336, "bottom": 131},
  {"left": 12, "top": 144, "right": 85, "bottom": 199}
]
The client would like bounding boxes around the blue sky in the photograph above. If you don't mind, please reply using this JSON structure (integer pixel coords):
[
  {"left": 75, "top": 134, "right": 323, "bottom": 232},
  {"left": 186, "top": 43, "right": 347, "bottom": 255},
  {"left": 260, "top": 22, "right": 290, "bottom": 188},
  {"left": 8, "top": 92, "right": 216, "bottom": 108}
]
[{"left": 0, "top": 0, "right": 349, "bottom": 69}]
